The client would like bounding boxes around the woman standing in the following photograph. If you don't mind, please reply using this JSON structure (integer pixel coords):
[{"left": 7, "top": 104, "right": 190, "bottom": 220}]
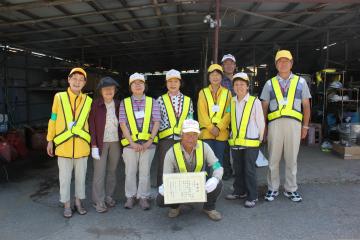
[
  {"left": 197, "top": 64, "right": 231, "bottom": 168},
  {"left": 225, "top": 72, "right": 265, "bottom": 208},
  {"left": 89, "top": 77, "right": 121, "bottom": 213},
  {"left": 119, "top": 73, "right": 160, "bottom": 210},
  {"left": 156, "top": 69, "right": 194, "bottom": 186}
]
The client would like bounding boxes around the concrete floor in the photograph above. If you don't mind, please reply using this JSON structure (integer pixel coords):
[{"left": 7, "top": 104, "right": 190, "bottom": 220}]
[{"left": 1, "top": 146, "right": 360, "bottom": 240}]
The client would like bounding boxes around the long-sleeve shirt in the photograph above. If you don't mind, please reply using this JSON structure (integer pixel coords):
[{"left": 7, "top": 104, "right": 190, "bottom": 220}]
[
  {"left": 163, "top": 141, "right": 223, "bottom": 180},
  {"left": 197, "top": 85, "right": 231, "bottom": 141},
  {"left": 89, "top": 98, "right": 121, "bottom": 153},
  {"left": 231, "top": 93, "right": 265, "bottom": 149}
]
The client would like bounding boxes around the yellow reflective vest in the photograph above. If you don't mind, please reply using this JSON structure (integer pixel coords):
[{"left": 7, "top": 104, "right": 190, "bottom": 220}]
[
  {"left": 228, "top": 96, "right": 260, "bottom": 148},
  {"left": 158, "top": 94, "right": 191, "bottom": 139},
  {"left": 53, "top": 92, "right": 92, "bottom": 146},
  {"left": 121, "top": 96, "right": 159, "bottom": 147},
  {"left": 202, "top": 87, "right": 229, "bottom": 124},
  {"left": 47, "top": 88, "right": 92, "bottom": 158},
  {"left": 268, "top": 75, "right": 303, "bottom": 122},
  {"left": 173, "top": 140, "right": 204, "bottom": 173}
]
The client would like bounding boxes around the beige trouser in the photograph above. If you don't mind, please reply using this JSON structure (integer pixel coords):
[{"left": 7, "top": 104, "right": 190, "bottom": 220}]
[
  {"left": 92, "top": 142, "right": 121, "bottom": 204},
  {"left": 58, "top": 156, "right": 88, "bottom": 203},
  {"left": 123, "top": 147, "right": 155, "bottom": 199},
  {"left": 267, "top": 118, "right": 301, "bottom": 192}
]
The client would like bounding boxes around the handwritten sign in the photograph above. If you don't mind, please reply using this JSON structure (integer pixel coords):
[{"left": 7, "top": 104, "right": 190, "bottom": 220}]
[{"left": 163, "top": 172, "right": 207, "bottom": 204}]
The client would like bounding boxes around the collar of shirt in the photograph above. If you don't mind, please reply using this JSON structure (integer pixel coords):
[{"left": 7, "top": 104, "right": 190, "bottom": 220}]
[
  {"left": 222, "top": 76, "right": 232, "bottom": 85},
  {"left": 234, "top": 93, "right": 250, "bottom": 104},
  {"left": 168, "top": 91, "right": 182, "bottom": 98},
  {"left": 208, "top": 84, "right": 224, "bottom": 100},
  {"left": 105, "top": 100, "right": 115, "bottom": 108},
  {"left": 67, "top": 87, "right": 84, "bottom": 106},
  {"left": 180, "top": 142, "right": 200, "bottom": 162},
  {"left": 131, "top": 94, "right": 145, "bottom": 102},
  {"left": 276, "top": 72, "right": 294, "bottom": 82}
]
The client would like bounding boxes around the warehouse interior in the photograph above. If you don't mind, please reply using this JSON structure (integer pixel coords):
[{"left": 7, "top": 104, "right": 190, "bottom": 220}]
[{"left": 1, "top": 0, "right": 360, "bottom": 168}]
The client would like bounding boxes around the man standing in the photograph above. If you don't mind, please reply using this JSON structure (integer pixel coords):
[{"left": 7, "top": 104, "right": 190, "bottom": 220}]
[
  {"left": 221, "top": 54, "right": 236, "bottom": 180},
  {"left": 157, "top": 119, "right": 223, "bottom": 221},
  {"left": 260, "top": 50, "right": 311, "bottom": 202},
  {"left": 221, "top": 53, "right": 236, "bottom": 96}
]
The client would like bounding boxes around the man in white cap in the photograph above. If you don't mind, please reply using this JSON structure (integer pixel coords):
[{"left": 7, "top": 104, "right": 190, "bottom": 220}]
[
  {"left": 221, "top": 54, "right": 237, "bottom": 180},
  {"left": 221, "top": 53, "right": 237, "bottom": 96},
  {"left": 260, "top": 50, "right": 311, "bottom": 203},
  {"left": 157, "top": 119, "right": 224, "bottom": 221}
]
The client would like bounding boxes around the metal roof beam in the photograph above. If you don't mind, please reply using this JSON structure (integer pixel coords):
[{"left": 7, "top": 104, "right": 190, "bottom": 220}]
[
  {"left": 0, "top": 1, "right": 202, "bottom": 27},
  {"left": 15, "top": 22, "right": 204, "bottom": 45},
  {"left": 0, "top": 0, "right": 92, "bottom": 12},
  {"left": 225, "top": 2, "right": 261, "bottom": 43}
]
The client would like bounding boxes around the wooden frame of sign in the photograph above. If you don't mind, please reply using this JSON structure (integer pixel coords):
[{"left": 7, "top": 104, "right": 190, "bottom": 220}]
[{"left": 163, "top": 172, "right": 207, "bottom": 204}]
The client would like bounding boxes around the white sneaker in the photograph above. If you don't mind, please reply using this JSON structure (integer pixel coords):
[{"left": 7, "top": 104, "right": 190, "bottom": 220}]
[{"left": 264, "top": 190, "right": 279, "bottom": 202}]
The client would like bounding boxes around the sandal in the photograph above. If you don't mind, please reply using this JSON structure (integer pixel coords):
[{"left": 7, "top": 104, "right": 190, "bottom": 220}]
[
  {"left": 63, "top": 207, "right": 73, "bottom": 218},
  {"left": 105, "top": 196, "right": 116, "bottom": 208},
  {"left": 74, "top": 202, "right": 87, "bottom": 215}
]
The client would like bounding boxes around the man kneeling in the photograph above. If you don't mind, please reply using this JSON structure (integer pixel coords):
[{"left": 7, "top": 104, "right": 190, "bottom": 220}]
[{"left": 156, "top": 119, "right": 223, "bottom": 221}]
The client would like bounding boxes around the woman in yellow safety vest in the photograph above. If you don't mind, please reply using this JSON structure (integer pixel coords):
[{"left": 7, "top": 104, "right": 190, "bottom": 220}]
[
  {"left": 156, "top": 69, "right": 194, "bottom": 186},
  {"left": 197, "top": 64, "right": 231, "bottom": 169},
  {"left": 46, "top": 67, "right": 91, "bottom": 218},
  {"left": 119, "top": 73, "right": 160, "bottom": 210},
  {"left": 225, "top": 72, "right": 265, "bottom": 208}
]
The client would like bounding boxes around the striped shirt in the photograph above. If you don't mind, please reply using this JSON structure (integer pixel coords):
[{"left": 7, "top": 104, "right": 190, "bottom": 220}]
[
  {"left": 119, "top": 95, "right": 161, "bottom": 136},
  {"left": 157, "top": 92, "right": 194, "bottom": 132}
]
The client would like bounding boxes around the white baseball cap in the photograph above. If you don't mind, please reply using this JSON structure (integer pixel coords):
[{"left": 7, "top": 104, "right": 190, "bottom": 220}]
[
  {"left": 221, "top": 54, "right": 236, "bottom": 63},
  {"left": 181, "top": 119, "right": 200, "bottom": 134},
  {"left": 166, "top": 69, "right": 181, "bottom": 81},
  {"left": 129, "top": 72, "right": 145, "bottom": 85},
  {"left": 232, "top": 72, "right": 249, "bottom": 81}
]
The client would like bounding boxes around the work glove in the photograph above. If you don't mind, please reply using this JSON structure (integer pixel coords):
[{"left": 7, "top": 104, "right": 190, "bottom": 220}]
[
  {"left": 158, "top": 184, "right": 164, "bottom": 196},
  {"left": 91, "top": 147, "right": 100, "bottom": 160},
  {"left": 205, "top": 177, "right": 219, "bottom": 193}
]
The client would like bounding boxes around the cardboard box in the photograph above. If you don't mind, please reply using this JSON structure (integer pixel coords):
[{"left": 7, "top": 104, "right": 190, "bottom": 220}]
[{"left": 332, "top": 143, "right": 360, "bottom": 160}]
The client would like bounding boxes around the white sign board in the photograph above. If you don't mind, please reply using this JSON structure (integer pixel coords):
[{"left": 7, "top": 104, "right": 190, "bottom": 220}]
[{"left": 163, "top": 172, "right": 207, "bottom": 204}]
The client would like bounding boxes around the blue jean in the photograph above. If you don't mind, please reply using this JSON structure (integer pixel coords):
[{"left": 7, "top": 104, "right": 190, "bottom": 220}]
[{"left": 204, "top": 140, "right": 226, "bottom": 177}]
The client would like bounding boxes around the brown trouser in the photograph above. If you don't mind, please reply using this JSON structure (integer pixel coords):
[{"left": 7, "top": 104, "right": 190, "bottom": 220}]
[
  {"left": 267, "top": 118, "right": 301, "bottom": 192},
  {"left": 92, "top": 142, "right": 121, "bottom": 204}
]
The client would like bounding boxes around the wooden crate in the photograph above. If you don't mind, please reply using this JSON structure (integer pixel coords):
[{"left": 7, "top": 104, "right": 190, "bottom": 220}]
[{"left": 332, "top": 143, "right": 360, "bottom": 160}]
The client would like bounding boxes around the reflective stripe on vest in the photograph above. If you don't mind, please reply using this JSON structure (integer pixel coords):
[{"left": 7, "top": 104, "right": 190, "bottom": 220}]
[
  {"left": 228, "top": 96, "right": 260, "bottom": 148},
  {"left": 158, "top": 94, "right": 191, "bottom": 139},
  {"left": 202, "top": 87, "right": 228, "bottom": 124},
  {"left": 53, "top": 92, "right": 92, "bottom": 146},
  {"left": 267, "top": 75, "right": 303, "bottom": 122},
  {"left": 121, "top": 96, "right": 159, "bottom": 146},
  {"left": 173, "top": 140, "right": 204, "bottom": 173}
]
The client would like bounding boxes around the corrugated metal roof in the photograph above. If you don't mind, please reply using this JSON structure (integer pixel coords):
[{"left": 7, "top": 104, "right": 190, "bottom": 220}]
[{"left": 1, "top": 0, "right": 360, "bottom": 72}]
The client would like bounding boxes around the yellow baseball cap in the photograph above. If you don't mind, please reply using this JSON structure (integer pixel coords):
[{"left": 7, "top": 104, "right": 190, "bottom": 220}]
[
  {"left": 275, "top": 50, "right": 293, "bottom": 62},
  {"left": 69, "top": 67, "right": 87, "bottom": 79},
  {"left": 208, "top": 64, "right": 223, "bottom": 73}
]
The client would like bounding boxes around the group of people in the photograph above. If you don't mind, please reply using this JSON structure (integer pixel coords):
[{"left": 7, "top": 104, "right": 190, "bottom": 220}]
[{"left": 46, "top": 49, "right": 311, "bottom": 221}]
